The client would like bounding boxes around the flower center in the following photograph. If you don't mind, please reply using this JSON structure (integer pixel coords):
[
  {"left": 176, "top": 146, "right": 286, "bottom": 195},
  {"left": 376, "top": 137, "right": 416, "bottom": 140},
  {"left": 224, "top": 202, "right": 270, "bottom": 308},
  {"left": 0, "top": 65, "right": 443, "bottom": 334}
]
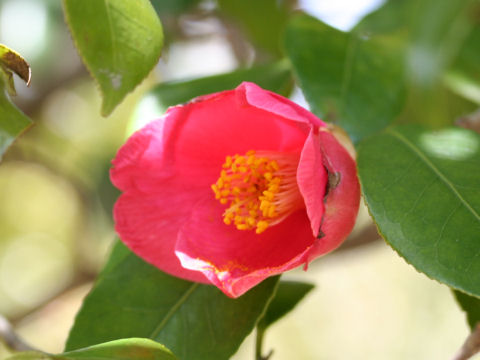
[{"left": 211, "top": 150, "right": 303, "bottom": 234}]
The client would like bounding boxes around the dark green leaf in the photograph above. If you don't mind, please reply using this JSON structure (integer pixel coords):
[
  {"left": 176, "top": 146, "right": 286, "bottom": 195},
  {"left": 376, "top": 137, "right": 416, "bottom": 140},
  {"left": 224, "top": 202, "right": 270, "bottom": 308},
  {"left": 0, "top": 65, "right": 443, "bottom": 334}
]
[
  {"left": 358, "top": 125, "right": 480, "bottom": 296},
  {"left": 0, "top": 93, "right": 32, "bottom": 161},
  {"left": 131, "top": 60, "right": 292, "bottom": 130},
  {"left": 354, "top": 0, "right": 413, "bottom": 35},
  {"left": 285, "top": 14, "right": 405, "bottom": 143},
  {"left": 444, "top": 24, "right": 480, "bottom": 104},
  {"left": 454, "top": 290, "right": 480, "bottom": 330},
  {"left": 6, "top": 338, "right": 177, "bottom": 360},
  {"left": 217, "top": 0, "right": 291, "bottom": 57},
  {"left": 258, "top": 280, "right": 314, "bottom": 330},
  {"left": 63, "top": 0, "right": 163, "bottom": 116},
  {"left": 151, "top": 0, "right": 200, "bottom": 16},
  {"left": 66, "top": 241, "right": 279, "bottom": 360}
]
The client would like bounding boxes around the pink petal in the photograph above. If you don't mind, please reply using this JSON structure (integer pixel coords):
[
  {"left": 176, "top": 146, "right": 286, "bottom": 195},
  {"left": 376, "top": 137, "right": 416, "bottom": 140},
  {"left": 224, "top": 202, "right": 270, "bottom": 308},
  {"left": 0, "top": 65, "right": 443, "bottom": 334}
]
[
  {"left": 175, "top": 197, "right": 315, "bottom": 298},
  {"left": 306, "top": 130, "right": 360, "bottom": 259},
  {"left": 240, "top": 82, "right": 326, "bottom": 127},
  {"left": 296, "top": 130, "right": 328, "bottom": 237},
  {"left": 114, "top": 188, "right": 209, "bottom": 284}
]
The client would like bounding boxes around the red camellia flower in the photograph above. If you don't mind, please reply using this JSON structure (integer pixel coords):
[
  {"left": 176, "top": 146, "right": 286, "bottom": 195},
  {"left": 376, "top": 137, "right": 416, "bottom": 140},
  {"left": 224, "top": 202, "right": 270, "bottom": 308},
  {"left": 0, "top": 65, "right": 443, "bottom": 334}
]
[{"left": 110, "top": 82, "right": 360, "bottom": 298}]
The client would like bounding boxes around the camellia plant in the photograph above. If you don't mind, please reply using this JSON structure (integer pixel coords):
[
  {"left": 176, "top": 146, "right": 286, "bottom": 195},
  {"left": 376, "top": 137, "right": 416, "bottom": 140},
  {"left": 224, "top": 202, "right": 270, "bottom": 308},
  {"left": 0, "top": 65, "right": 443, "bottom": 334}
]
[
  {"left": 111, "top": 82, "right": 360, "bottom": 298},
  {"left": 0, "top": 0, "right": 479, "bottom": 360}
]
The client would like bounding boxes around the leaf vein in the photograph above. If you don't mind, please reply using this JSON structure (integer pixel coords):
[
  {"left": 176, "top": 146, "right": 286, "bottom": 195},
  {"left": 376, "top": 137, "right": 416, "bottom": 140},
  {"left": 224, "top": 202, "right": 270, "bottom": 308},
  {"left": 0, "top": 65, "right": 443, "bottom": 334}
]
[
  {"left": 388, "top": 129, "right": 480, "bottom": 222},
  {"left": 149, "top": 283, "right": 199, "bottom": 339},
  {"left": 103, "top": 0, "right": 118, "bottom": 70}
]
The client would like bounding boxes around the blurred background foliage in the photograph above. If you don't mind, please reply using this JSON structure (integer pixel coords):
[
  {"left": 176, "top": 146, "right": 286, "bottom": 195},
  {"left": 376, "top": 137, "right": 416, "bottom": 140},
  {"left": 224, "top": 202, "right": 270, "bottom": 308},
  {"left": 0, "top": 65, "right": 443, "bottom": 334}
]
[{"left": 0, "top": 0, "right": 479, "bottom": 359}]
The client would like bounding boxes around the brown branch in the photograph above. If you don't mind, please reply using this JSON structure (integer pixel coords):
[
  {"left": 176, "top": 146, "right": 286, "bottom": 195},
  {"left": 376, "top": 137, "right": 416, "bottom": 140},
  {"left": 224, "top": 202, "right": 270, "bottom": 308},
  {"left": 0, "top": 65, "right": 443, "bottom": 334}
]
[
  {"left": 452, "top": 323, "right": 480, "bottom": 360},
  {"left": 10, "top": 270, "right": 95, "bottom": 325},
  {"left": 338, "top": 222, "right": 381, "bottom": 252},
  {"left": 0, "top": 314, "right": 37, "bottom": 352}
]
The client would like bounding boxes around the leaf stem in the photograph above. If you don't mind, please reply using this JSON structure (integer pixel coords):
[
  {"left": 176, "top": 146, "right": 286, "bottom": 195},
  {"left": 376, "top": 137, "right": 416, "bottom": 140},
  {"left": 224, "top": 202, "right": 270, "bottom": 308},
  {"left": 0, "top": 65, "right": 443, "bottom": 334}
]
[
  {"left": 255, "top": 326, "right": 273, "bottom": 360},
  {"left": 451, "top": 323, "right": 480, "bottom": 360}
]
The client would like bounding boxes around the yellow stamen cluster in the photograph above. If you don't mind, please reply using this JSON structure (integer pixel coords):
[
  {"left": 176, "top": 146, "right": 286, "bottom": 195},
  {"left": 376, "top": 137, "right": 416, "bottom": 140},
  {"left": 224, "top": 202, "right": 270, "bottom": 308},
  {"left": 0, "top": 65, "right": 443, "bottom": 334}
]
[{"left": 211, "top": 150, "right": 302, "bottom": 234}]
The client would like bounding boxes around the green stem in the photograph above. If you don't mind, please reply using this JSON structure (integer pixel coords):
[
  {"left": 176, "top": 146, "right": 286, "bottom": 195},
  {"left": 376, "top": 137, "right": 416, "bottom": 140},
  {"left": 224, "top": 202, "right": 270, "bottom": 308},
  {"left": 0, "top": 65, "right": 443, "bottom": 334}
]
[{"left": 255, "top": 326, "right": 273, "bottom": 360}]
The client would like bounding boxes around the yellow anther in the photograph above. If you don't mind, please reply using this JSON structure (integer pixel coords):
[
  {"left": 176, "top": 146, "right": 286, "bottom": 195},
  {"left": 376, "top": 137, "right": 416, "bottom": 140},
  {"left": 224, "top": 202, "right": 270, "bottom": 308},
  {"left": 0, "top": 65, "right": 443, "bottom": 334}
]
[
  {"left": 268, "top": 206, "right": 277, "bottom": 218},
  {"left": 234, "top": 215, "right": 243, "bottom": 223},
  {"left": 262, "top": 191, "right": 275, "bottom": 200},
  {"left": 235, "top": 156, "right": 245, "bottom": 164},
  {"left": 256, "top": 221, "right": 269, "bottom": 234},
  {"left": 269, "top": 183, "right": 279, "bottom": 192},
  {"left": 221, "top": 189, "right": 230, "bottom": 197},
  {"left": 212, "top": 150, "right": 301, "bottom": 235}
]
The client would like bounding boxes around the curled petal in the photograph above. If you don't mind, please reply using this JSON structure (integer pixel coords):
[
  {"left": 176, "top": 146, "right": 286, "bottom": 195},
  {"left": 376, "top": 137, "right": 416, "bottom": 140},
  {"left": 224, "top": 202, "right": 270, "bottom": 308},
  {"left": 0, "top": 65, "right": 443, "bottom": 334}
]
[
  {"left": 307, "top": 130, "right": 360, "bottom": 258},
  {"left": 297, "top": 130, "right": 328, "bottom": 237},
  {"left": 114, "top": 190, "right": 209, "bottom": 283},
  {"left": 175, "top": 197, "right": 315, "bottom": 298},
  {"left": 240, "top": 82, "right": 325, "bottom": 127}
]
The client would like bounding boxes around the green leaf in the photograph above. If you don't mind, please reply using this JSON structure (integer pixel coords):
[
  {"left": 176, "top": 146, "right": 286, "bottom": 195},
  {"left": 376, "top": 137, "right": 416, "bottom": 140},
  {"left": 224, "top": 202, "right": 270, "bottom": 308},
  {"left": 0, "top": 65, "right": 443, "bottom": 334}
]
[
  {"left": 66, "top": 241, "right": 279, "bottom": 360},
  {"left": 0, "top": 44, "right": 32, "bottom": 161},
  {"left": 284, "top": 14, "right": 405, "bottom": 143},
  {"left": 63, "top": 0, "right": 163, "bottom": 116},
  {"left": 217, "top": 0, "right": 290, "bottom": 57},
  {"left": 151, "top": 0, "right": 200, "bottom": 16},
  {"left": 258, "top": 280, "right": 314, "bottom": 330},
  {"left": 130, "top": 60, "right": 292, "bottom": 132},
  {"left": 454, "top": 290, "right": 480, "bottom": 330},
  {"left": 6, "top": 338, "right": 178, "bottom": 360},
  {"left": 444, "top": 25, "right": 480, "bottom": 104},
  {"left": 358, "top": 125, "right": 480, "bottom": 296},
  {"left": 0, "top": 92, "right": 32, "bottom": 161}
]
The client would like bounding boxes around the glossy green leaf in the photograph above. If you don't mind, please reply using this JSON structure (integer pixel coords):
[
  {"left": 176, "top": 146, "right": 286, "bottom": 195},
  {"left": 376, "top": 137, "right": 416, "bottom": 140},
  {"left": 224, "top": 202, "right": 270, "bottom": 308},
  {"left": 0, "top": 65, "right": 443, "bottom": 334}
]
[
  {"left": 0, "top": 93, "right": 32, "bottom": 161},
  {"left": 258, "top": 280, "right": 314, "bottom": 330},
  {"left": 354, "top": 0, "right": 413, "bottom": 35},
  {"left": 444, "top": 25, "right": 480, "bottom": 104},
  {"left": 0, "top": 44, "right": 32, "bottom": 161},
  {"left": 358, "top": 125, "right": 480, "bottom": 296},
  {"left": 130, "top": 60, "right": 292, "bottom": 132},
  {"left": 66, "top": 241, "right": 279, "bottom": 360},
  {"left": 6, "top": 338, "right": 177, "bottom": 360},
  {"left": 218, "top": 0, "right": 290, "bottom": 57},
  {"left": 151, "top": 0, "right": 200, "bottom": 16},
  {"left": 284, "top": 14, "right": 405, "bottom": 143},
  {"left": 454, "top": 290, "right": 480, "bottom": 330},
  {"left": 63, "top": 0, "right": 163, "bottom": 116}
]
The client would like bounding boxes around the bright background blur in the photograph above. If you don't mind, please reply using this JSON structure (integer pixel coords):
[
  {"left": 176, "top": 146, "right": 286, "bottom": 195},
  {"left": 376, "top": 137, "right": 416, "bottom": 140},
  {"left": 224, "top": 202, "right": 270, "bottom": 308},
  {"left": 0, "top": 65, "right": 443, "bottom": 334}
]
[{"left": 0, "top": 0, "right": 476, "bottom": 359}]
